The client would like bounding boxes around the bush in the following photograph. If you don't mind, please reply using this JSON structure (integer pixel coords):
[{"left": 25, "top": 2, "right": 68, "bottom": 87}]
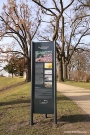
[{"left": 83, "top": 74, "right": 90, "bottom": 82}]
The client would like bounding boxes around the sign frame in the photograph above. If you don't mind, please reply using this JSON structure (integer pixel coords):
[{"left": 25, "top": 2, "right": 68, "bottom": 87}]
[{"left": 30, "top": 41, "right": 57, "bottom": 125}]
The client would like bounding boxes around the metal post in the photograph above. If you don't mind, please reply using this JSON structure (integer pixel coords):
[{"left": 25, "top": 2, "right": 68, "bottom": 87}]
[
  {"left": 54, "top": 41, "right": 57, "bottom": 124},
  {"left": 30, "top": 41, "right": 33, "bottom": 125},
  {"left": 45, "top": 114, "right": 47, "bottom": 118}
]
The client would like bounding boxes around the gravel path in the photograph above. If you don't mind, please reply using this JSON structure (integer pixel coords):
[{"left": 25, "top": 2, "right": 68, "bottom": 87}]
[{"left": 57, "top": 82, "right": 90, "bottom": 115}]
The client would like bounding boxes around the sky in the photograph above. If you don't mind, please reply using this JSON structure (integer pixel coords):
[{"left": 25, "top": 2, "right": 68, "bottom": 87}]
[{"left": 0, "top": 0, "right": 7, "bottom": 10}]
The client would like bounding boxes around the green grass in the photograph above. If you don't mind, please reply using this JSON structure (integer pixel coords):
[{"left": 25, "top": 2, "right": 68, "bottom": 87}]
[
  {"left": 63, "top": 80, "right": 90, "bottom": 90},
  {"left": 0, "top": 77, "right": 25, "bottom": 90},
  {"left": 0, "top": 77, "right": 90, "bottom": 135}
]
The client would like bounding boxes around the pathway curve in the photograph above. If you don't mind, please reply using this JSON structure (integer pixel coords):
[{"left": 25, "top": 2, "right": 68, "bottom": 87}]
[{"left": 57, "top": 82, "right": 90, "bottom": 115}]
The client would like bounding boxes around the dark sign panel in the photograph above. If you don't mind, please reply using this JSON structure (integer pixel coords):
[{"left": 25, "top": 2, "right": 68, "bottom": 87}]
[{"left": 31, "top": 41, "right": 57, "bottom": 124}]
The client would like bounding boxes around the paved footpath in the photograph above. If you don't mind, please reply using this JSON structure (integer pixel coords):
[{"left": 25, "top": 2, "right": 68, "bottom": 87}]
[{"left": 57, "top": 82, "right": 90, "bottom": 115}]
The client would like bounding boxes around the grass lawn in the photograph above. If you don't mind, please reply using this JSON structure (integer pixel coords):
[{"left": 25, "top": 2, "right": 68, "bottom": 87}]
[
  {"left": 0, "top": 77, "right": 90, "bottom": 135},
  {"left": 63, "top": 80, "right": 90, "bottom": 90},
  {"left": 0, "top": 77, "right": 25, "bottom": 91}
]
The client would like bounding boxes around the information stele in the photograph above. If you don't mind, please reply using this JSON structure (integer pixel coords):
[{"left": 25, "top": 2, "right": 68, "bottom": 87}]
[{"left": 30, "top": 41, "right": 57, "bottom": 125}]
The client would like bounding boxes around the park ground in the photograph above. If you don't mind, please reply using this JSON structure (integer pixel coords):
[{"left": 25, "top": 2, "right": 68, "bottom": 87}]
[{"left": 0, "top": 77, "right": 90, "bottom": 135}]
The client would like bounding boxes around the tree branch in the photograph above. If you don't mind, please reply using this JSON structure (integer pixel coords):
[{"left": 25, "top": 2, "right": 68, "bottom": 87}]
[
  {"left": 32, "top": 0, "right": 57, "bottom": 16},
  {"left": 64, "top": 0, "right": 74, "bottom": 11}
]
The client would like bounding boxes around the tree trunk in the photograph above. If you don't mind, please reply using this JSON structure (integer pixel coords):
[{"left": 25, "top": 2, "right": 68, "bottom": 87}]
[
  {"left": 62, "top": 55, "right": 65, "bottom": 80},
  {"left": 64, "top": 63, "right": 68, "bottom": 80},
  {"left": 68, "top": 65, "right": 71, "bottom": 80},
  {"left": 57, "top": 59, "right": 64, "bottom": 82},
  {"left": 12, "top": 72, "right": 13, "bottom": 78},
  {"left": 25, "top": 58, "right": 31, "bottom": 82}
]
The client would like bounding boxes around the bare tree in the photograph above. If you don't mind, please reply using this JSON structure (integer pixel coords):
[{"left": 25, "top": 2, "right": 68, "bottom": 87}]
[
  {"left": 78, "top": 0, "right": 90, "bottom": 7},
  {"left": 34, "top": 0, "right": 90, "bottom": 81},
  {"left": 0, "top": 0, "right": 41, "bottom": 81},
  {"left": 32, "top": 0, "right": 74, "bottom": 81},
  {"left": 32, "top": 0, "right": 74, "bottom": 40}
]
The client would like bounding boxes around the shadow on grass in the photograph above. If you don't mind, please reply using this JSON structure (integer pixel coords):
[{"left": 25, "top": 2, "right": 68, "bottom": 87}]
[
  {"left": 57, "top": 96, "right": 70, "bottom": 101},
  {"left": 57, "top": 95, "right": 90, "bottom": 123},
  {"left": 0, "top": 81, "right": 26, "bottom": 92},
  {"left": 58, "top": 114, "right": 90, "bottom": 123},
  {"left": 0, "top": 99, "right": 30, "bottom": 106}
]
